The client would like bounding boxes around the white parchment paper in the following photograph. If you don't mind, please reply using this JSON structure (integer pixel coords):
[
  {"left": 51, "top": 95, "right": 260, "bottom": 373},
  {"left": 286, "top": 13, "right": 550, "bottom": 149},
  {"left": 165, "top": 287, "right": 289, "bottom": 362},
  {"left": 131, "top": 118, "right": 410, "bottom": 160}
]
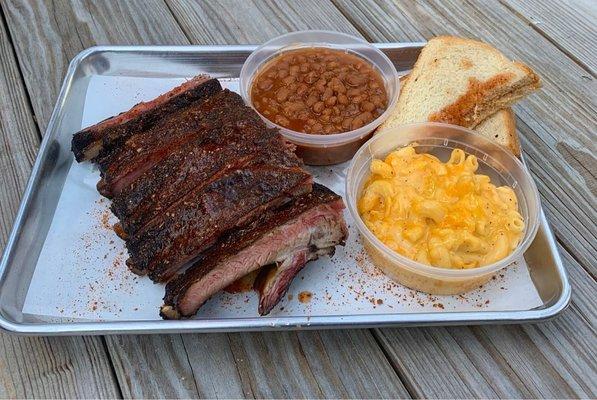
[{"left": 23, "top": 76, "right": 543, "bottom": 322}]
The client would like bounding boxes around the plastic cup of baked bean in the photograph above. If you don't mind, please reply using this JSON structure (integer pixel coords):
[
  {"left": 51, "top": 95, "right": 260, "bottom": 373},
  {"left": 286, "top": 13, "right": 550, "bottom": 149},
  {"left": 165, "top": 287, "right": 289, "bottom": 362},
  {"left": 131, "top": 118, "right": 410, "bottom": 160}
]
[{"left": 239, "top": 30, "right": 400, "bottom": 165}]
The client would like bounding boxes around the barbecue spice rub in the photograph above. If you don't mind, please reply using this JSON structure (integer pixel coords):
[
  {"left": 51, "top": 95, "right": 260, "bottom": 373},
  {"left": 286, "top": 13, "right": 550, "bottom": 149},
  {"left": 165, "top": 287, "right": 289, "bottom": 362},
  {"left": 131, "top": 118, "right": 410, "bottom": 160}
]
[
  {"left": 71, "top": 76, "right": 348, "bottom": 318},
  {"left": 162, "top": 183, "right": 347, "bottom": 319}
]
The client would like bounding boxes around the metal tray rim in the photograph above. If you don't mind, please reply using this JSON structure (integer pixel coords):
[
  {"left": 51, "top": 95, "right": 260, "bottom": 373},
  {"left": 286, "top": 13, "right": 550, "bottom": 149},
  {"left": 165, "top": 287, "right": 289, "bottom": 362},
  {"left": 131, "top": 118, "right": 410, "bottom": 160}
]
[{"left": 0, "top": 44, "right": 571, "bottom": 335}]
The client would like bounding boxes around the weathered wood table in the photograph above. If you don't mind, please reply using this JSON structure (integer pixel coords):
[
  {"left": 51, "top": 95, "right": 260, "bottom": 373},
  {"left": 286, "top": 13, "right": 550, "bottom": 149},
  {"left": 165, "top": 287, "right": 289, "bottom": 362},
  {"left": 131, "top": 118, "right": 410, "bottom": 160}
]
[{"left": 0, "top": 1, "right": 595, "bottom": 398}]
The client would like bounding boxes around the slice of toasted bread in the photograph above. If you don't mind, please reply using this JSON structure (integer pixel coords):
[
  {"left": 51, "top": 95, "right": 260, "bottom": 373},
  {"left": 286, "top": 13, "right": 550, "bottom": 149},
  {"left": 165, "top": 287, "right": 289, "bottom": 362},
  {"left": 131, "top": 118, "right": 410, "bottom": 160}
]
[
  {"left": 379, "top": 36, "right": 540, "bottom": 132},
  {"left": 475, "top": 108, "right": 520, "bottom": 156},
  {"left": 394, "top": 74, "right": 521, "bottom": 156}
]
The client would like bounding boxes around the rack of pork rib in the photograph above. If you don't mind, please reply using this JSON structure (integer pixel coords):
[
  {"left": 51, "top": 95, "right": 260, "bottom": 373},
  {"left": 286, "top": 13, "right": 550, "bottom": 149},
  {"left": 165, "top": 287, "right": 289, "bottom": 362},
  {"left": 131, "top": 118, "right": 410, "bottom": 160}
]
[{"left": 71, "top": 75, "right": 348, "bottom": 319}]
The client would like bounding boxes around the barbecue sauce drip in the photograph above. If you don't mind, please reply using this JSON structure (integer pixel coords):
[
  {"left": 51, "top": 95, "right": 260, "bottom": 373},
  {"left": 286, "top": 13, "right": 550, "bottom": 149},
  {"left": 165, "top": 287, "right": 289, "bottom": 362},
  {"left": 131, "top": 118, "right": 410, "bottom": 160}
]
[
  {"left": 298, "top": 291, "right": 313, "bottom": 303},
  {"left": 223, "top": 270, "right": 260, "bottom": 293}
]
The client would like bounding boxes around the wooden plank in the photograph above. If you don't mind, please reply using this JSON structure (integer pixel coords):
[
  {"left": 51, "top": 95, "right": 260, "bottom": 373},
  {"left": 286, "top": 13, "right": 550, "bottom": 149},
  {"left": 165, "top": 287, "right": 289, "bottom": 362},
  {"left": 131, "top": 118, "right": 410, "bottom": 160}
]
[
  {"left": 0, "top": 11, "right": 121, "bottom": 399},
  {"left": 332, "top": 0, "right": 597, "bottom": 397},
  {"left": 2, "top": 1, "right": 409, "bottom": 398},
  {"left": 165, "top": 0, "right": 362, "bottom": 44},
  {"left": 503, "top": 0, "right": 597, "bottom": 74},
  {"left": 0, "top": 1, "right": 200, "bottom": 398},
  {"left": 105, "top": 335, "right": 201, "bottom": 398},
  {"left": 333, "top": 0, "right": 596, "bottom": 274},
  {"left": 225, "top": 330, "right": 408, "bottom": 398},
  {"left": 165, "top": 2, "right": 411, "bottom": 397},
  {"left": 1, "top": 0, "right": 188, "bottom": 134},
  {"left": 373, "top": 242, "right": 596, "bottom": 399}
]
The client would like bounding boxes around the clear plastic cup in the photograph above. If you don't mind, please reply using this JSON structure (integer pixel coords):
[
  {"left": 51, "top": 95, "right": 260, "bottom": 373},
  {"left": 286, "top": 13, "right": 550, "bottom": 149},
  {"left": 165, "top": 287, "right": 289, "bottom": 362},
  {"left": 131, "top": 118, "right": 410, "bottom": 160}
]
[
  {"left": 345, "top": 123, "right": 541, "bottom": 294},
  {"left": 239, "top": 30, "right": 399, "bottom": 165}
]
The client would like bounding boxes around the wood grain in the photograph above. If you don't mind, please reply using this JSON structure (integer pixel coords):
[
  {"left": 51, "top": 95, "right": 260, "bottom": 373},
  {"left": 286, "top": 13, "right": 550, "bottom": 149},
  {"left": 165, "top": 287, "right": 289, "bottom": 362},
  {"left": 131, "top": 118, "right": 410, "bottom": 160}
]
[
  {"left": 165, "top": 0, "right": 362, "bottom": 44},
  {"left": 2, "top": 0, "right": 595, "bottom": 398},
  {"left": 106, "top": 334, "right": 200, "bottom": 398},
  {"left": 0, "top": 13, "right": 120, "bottom": 399},
  {"left": 503, "top": 0, "right": 597, "bottom": 74},
  {"left": 159, "top": 3, "right": 411, "bottom": 397},
  {"left": 225, "top": 330, "right": 409, "bottom": 398},
  {"left": 333, "top": 0, "right": 596, "bottom": 274},
  {"left": 1, "top": 1, "right": 408, "bottom": 398},
  {"left": 332, "top": 0, "right": 597, "bottom": 397},
  {"left": 373, "top": 242, "right": 596, "bottom": 399},
  {"left": 1, "top": 0, "right": 188, "bottom": 133}
]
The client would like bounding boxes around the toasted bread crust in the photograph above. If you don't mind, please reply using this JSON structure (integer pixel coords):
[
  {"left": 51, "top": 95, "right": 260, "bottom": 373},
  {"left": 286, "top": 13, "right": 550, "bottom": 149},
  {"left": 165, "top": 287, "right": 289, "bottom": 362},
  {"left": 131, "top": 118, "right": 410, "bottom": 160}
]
[
  {"left": 377, "top": 36, "right": 541, "bottom": 157},
  {"left": 428, "top": 74, "right": 516, "bottom": 126},
  {"left": 475, "top": 108, "right": 520, "bottom": 156},
  {"left": 386, "top": 73, "right": 523, "bottom": 156}
]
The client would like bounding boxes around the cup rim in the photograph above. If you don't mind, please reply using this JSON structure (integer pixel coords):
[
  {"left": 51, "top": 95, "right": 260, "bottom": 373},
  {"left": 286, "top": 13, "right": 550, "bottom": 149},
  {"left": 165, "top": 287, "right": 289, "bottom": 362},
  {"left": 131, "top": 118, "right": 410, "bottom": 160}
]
[
  {"left": 239, "top": 30, "right": 400, "bottom": 146},
  {"left": 345, "top": 122, "right": 541, "bottom": 278}
]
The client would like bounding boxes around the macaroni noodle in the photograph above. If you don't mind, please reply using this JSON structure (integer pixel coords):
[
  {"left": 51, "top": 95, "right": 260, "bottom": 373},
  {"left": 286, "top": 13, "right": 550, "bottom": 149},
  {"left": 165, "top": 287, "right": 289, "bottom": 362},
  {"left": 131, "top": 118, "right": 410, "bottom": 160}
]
[{"left": 358, "top": 146, "right": 524, "bottom": 269}]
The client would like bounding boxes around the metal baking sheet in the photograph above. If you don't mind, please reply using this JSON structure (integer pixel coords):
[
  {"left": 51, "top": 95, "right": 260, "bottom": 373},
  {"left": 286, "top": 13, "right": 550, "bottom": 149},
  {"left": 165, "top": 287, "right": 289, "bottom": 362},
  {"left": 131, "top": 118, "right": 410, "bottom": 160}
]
[{"left": 0, "top": 44, "right": 570, "bottom": 335}]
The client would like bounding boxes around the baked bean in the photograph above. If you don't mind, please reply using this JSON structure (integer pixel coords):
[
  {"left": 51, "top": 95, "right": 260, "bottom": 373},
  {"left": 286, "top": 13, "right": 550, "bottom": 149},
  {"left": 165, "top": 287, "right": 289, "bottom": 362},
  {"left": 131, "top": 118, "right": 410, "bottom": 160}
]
[
  {"left": 297, "top": 110, "right": 309, "bottom": 120},
  {"left": 282, "top": 75, "right": 295, "bottom": 86},
  {"left": 275, "top": 115, "right": 289, "bottom": 125},
  {"left": 315, "top": 78, "right": 327, "bottom": 91},
  {"left": 346, "top": 87, "right": 361, "bottom": 97},
  {"left": 322, "top": 71, "right": 335, "bottom": 81},
  {"left": 305, "top": 95, "right": 318, "bottom": 107},
  {"left": 276, "top": 87, "right": 290, "bottom": 102},
  {"left": 345, "top": 103, "right": 360, "bottom": 116},
  {"left": 285, "top": 101, "right": 304, "bottom": 113},
  {"left": 346, "top": 74, "right": 367, "bottom": 87},
  {"left": 351, "top": 111, "right": 373, "bottom": 129},
  {"left": 251, "top": 47, "right": 388, "bottom": 135},
  {"left": 325, "top": 96, "right": 337, "bottom": 106},
  {"left": 341, "top": 117, "right": 353, "bottom": 130},
  {"left": 304, "top": 71, "right": 318, "bottom": 84},
  {"left": 361, "top": 101, "right": 375, "bottom": 112},
  {"left": 258, "top": 79, "right": 273, "bottom": 91},
  {"left": 312, "top": 101, "right": 325, "bottom": 114},
  {"left": 370, "top": 94, "right": 384, "bottom": 108}
]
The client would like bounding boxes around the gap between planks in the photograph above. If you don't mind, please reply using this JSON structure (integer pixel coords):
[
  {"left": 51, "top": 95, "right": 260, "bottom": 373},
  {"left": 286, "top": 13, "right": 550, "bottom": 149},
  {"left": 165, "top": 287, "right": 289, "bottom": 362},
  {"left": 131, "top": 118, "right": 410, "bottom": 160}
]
[
  {"left": 0, "top": 4, "right": 41, "bottom": 141},
  {"left": 498, "top": 0, "right": 596, "bottom": 77}
]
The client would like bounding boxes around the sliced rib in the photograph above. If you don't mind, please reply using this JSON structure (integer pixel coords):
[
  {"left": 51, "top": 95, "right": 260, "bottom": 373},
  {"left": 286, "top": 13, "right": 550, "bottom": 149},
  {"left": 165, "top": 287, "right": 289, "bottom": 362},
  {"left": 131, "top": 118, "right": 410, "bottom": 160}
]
[
  {"left": 71, "top": 76, "right": 220, "bottom": 162},
  {"left": 97, "top": 90, "right": 254, "bottom": 198},
  {"left": 253, "top": 245, "right": 335, "bottom": 316},
  {"left": 110, "top": 126, "right": 293, "bottom": 236},
  {"left": 126, "top": 165, "right": 313, "bottom": 282},
  {"left": 160, "top": 183, "right": 347, "bottom": 319}
]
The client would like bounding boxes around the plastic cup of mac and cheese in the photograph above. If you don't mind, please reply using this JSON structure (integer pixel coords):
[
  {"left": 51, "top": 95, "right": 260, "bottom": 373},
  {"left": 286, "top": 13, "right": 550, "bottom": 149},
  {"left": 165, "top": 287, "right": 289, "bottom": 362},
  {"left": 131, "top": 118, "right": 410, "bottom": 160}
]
[{"left": 345, "top": 122, "right": 541, "bottom": 295}]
